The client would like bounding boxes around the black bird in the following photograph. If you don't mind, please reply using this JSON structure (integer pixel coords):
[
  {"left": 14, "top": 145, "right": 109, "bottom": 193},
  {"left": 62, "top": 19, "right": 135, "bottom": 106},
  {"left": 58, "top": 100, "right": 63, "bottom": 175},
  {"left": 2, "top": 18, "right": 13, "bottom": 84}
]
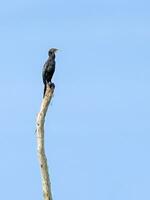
[{"left": 42, "top": 48, "right": 58, "bottom": 97}]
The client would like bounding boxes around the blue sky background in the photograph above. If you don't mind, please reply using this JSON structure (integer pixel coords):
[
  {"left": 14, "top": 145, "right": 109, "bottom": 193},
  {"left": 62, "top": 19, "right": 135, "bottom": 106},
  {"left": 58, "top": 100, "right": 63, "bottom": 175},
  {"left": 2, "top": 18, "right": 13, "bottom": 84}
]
[{"left": 0, "top": 0, "right": 150, "bottom": 199}]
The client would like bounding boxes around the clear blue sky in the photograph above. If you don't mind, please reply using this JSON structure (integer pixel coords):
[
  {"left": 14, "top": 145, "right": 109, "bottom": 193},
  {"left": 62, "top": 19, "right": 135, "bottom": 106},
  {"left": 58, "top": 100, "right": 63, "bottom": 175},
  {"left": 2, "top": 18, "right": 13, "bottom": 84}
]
[{"left": 0, "top": 0, "right": 150, "bottom": 199}]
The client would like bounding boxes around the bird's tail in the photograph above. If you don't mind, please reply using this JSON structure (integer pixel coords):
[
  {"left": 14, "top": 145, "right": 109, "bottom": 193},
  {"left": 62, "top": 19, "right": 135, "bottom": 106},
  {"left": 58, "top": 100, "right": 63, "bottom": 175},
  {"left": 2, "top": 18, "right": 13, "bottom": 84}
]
[{"left": 43, "top": 83, "right": 46, "bottom": 98}]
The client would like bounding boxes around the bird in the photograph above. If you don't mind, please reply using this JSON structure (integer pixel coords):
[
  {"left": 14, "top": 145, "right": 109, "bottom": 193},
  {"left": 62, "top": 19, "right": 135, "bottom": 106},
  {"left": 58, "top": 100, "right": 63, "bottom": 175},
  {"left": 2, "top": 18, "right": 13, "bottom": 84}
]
[{"left": 42, "top": 48, "right": 58, "bottom": 97}]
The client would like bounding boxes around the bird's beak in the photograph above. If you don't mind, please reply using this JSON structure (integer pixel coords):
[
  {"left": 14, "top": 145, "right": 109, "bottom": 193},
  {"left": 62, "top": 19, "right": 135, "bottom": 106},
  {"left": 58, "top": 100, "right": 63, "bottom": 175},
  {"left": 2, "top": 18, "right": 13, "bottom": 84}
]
[{"left": 54, "top": 48, "right": 58, "bottom": 52}]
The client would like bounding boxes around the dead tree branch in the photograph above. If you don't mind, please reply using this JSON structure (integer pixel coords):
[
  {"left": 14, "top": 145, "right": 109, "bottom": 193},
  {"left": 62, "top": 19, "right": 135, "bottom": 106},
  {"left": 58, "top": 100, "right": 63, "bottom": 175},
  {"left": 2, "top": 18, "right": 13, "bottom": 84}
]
[{"left": 36, "top": 83, "right": 55, "bottom": 200}]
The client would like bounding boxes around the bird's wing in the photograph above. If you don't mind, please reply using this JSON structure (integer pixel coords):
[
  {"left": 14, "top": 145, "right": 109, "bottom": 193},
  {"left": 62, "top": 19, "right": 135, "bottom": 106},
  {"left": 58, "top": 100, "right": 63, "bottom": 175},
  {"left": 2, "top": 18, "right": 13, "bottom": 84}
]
[{"left": 42, "top": 60, "right": 49, "bottom": 84}]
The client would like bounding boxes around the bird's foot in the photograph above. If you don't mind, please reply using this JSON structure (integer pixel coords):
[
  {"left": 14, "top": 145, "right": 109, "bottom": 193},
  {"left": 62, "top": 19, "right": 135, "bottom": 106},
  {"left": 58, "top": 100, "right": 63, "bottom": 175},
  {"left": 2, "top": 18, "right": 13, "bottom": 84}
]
[{"left": 49, "top": 82, "right": 55, "bottom": 89}]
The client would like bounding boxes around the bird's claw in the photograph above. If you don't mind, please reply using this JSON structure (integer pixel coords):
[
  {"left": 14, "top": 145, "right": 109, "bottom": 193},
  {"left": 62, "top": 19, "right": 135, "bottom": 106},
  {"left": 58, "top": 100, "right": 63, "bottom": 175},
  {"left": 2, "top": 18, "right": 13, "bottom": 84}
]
[{"left": 49, "top": 82, "right": 55, "bottom": 89}]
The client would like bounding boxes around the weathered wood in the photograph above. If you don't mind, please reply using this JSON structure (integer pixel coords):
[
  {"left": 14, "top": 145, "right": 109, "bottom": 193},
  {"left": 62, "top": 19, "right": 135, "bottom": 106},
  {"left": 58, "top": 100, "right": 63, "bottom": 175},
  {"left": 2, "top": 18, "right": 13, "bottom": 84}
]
[{"left": 36, "top": 83, "right": 55, "bottom": 200}]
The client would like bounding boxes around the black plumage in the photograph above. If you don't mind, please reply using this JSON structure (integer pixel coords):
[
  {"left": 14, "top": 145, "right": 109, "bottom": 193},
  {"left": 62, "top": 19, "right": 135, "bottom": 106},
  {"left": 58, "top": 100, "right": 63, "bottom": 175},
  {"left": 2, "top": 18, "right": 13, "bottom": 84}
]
[{"left": 42, "top": 48, "right": 58, "bottom": 97}]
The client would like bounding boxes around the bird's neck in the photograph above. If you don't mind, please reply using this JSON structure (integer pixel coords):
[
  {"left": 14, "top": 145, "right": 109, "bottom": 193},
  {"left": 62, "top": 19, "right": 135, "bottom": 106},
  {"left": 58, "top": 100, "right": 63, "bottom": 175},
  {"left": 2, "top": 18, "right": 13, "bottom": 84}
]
[{"left": 49, "top": 53, "right": 55, "bottom": 59}]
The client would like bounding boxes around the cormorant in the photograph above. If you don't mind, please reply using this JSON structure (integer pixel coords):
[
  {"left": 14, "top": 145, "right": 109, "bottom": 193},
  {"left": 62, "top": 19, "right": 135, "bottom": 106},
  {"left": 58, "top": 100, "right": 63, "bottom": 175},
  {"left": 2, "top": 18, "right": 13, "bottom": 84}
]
[{"left": 42, "top": 48, "right": 58, "bottom": 97}]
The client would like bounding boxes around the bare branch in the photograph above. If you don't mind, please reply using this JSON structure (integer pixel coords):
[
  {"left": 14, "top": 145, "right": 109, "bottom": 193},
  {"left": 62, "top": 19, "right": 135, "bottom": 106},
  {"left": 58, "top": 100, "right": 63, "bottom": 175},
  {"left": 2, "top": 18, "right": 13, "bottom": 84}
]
[{"left": 36, "top": 83, "right": 55, "bottom": 200}]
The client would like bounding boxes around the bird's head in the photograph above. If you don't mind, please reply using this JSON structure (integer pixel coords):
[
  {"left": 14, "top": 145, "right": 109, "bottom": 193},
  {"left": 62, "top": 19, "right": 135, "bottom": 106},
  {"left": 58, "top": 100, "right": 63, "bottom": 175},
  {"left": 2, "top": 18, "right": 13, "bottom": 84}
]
[{"left": 48, "top": 48, "right": 58, "bottom": 56}]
